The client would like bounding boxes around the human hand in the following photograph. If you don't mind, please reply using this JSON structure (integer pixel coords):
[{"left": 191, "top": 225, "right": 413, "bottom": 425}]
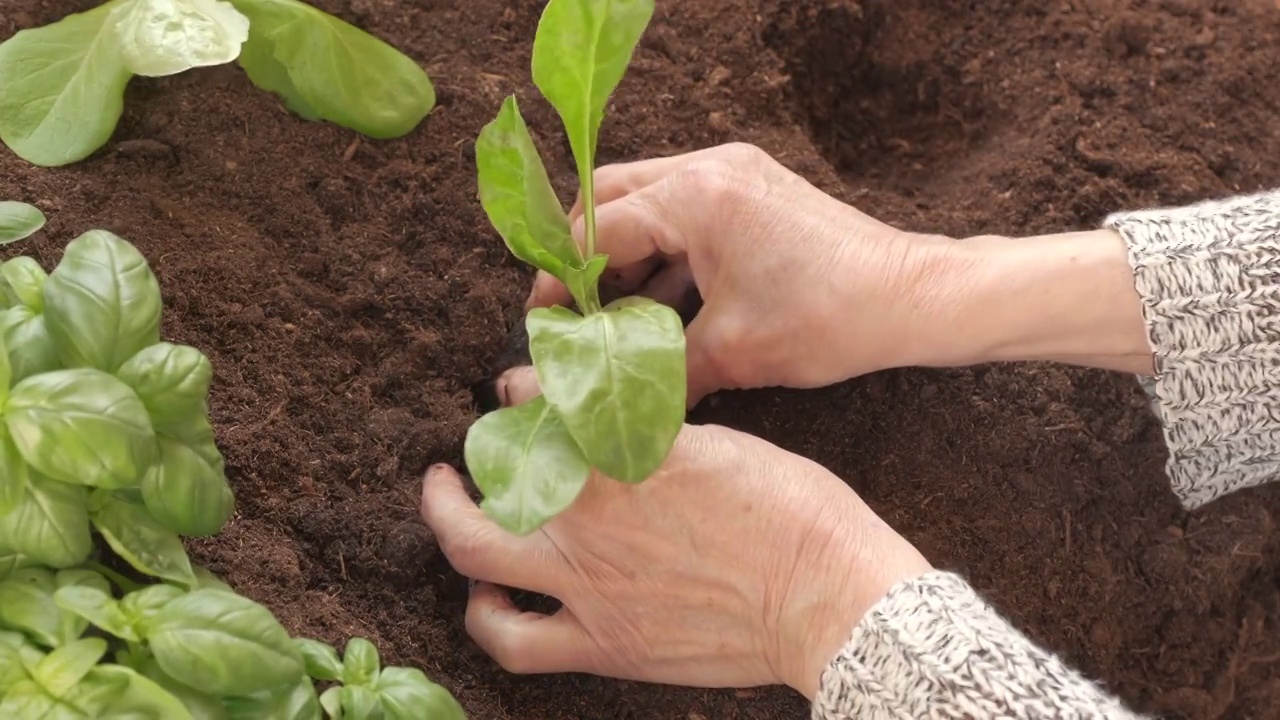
[
  {"left": 526, "top": 142, "right": 959, "bottom": 406},
  {"left": 421, "top": 366, "right": 932, "bottom": 700}
]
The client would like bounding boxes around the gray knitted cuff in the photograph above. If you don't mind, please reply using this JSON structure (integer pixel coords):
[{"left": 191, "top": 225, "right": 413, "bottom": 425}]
[
  {"left": 813, "top": 571, "right": 1144, "bottom": 719},
  {"left": 1106, "top": 189, "right": 1280, "bottom": 510}
]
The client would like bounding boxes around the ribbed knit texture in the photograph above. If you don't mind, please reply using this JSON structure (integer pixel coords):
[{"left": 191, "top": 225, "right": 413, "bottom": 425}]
[{"left": 813, "top": 190, "right": 1280, "bottom": 718}]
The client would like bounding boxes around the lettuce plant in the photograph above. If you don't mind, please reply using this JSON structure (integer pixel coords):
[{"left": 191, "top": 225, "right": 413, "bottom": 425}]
[
  {"left": 465, "top": 0, "right": 686, "bottom": 534},
  {"left": 0, "top": 0, "right": 436, "bottom": 167},
  {"left": 0, "top": 229, "right": 465, "bottom": 718}
]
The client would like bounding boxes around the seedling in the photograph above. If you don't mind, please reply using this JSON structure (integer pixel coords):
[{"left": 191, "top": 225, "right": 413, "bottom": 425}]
[
  {"left": 0, "top": 203, "right": 45, "bottom": 246},
  {"left": 465, "top": 0, "right": 686, "bottom": 534},
  {"left": 0, "top": 230, "right": 464, "bottom": 718},
  {"left": 0, "top": 0, "right": 436, "bottom": 167}
]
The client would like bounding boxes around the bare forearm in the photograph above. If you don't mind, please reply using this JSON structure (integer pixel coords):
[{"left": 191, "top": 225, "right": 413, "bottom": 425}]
[{"left": 924, "top": 229, "right": 1155, "bottom": 374}]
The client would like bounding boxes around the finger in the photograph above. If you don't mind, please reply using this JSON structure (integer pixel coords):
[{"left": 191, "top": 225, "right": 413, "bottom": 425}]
[
  {"left": 465, "top": 581, "right": 593, "bottom": 675},
  {"left": 682, "top": 312, "right": 720, "bottom": 409},
  {"left": 526, "top": 271, "right": 571, "bottom": 311},
  {"left": 420, "top": 465, "right": 560, "bottom": 595},
  {"left": 568, "top": 147, "right": 729, "bottom": 222},
  {"left": 497, "top": 365, "right": 541, "bottom": 407}
]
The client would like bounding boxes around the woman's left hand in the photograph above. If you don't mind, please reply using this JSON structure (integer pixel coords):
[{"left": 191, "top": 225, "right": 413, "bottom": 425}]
[{"left": 420, "top": 366, "right": 931, "bottom": 699}]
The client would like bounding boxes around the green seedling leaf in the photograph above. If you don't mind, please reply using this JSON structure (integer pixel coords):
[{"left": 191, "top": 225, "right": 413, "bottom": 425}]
[
  {"left": 223, "top": 674, "right": 321, "bottom": 720},
  {"left": 342, "top": 637, "right": 379, "bottom": 687},
  {"left": 112, "top": 0, "right": 250, "bottom": 77},
  {"left": 319, "top": 685, "right": 342, "bottom": 718},
  {"left": 141, "top": 436, "right": 234, "bottom": 537},
  {"left": 121, "top": 583, "right": 184, "bottom": 626},
  {"left": 6, "top": 368, "right": 157, "bottom": 489},
  {"left": 531, "top": 0, "right": 654, "bottom": 251},
  {"left": 0, "top": 2, "right": 133, "bottom": 167},
  {"left": 232, "top": 0, "right": 435, "bottom": 139},
  {"left": 138, "top": 656, "right": 232, "bottom": 720},
  {"left": 115, "top": 342, "right": 213, "bottom": 430},
  {"left": 88, "top": 663, "right": 196, "bottom": 718},
  {"left": 54, "top": 584, "right": 138, "bottom": 642},
  {"left": 295, "top": 638, "right": 342, "bottom": 682},
  {"left": 0, "top": 630, "right": 39, "bottom": 694},
  {"left": 0, "top": 426, "right": 30, "bottom": 516},
  {"left": 464, "top": 395, "right": 592, "bottom": 535},
  {"left": 0, "top": 549, "right": 37, "bottom": 580},
  {"left": 1, "top": 257, "right": 46, "bottom": 312},
  {"left": 340, "top": 684, "right": 380, "bottom": 718},
  {"left": 0, "top": 203, "right": 45, "bottom": 245},
  {"left": 190, "top": 565, "right": 236, "bottom": 594},
  {"left": 0, "top": 569, "right": 62, "bottom": 647},
  {"left": 375, "top": 666, "right": 468, "bottom": 720},
  {"left": 146, "top": 588, "right": 305, "bottom": 695},
  {"left": 0, "top": 306, "right": 61, "bottom": 383},
  {"left": 475, "top": 95, "right": 580, "bottom": 277},
  {"left": 31, "top": 636, "right": 107, "bottom": 697},
  {"left": 89, "top": 491, "right": 196, "bottom": 586},
  {"left": 54, "top": 569, "right": 111, "bottom": 647},
  {"left": 0, "top": 473, "right": 92, "bottom": 569},
  {"left": 527, "top": 299, "right": 685, "bottom": 482},
  {"left": 43, "top": 229, "right": 163, "bottom": 373}
]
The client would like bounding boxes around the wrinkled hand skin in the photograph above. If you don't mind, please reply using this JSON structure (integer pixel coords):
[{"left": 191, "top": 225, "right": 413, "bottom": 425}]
[{"left": 472, "top": 266, "right": 702, "bottom": 413}]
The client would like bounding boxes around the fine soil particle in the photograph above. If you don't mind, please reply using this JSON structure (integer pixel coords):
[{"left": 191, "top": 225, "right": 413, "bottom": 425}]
[{"left": 3, "top": 0, "right": 1280, "bottom": 717}]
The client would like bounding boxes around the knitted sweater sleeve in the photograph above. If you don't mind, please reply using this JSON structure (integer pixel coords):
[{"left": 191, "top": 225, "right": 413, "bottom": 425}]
[{"left": 813, "top": 189, "right": 1280, "bottom": 719}]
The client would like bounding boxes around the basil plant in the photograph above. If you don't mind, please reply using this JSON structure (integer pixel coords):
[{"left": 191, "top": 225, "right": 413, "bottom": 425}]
[{"left": 0, "top": 230, "right": 465, "bottom": 718}]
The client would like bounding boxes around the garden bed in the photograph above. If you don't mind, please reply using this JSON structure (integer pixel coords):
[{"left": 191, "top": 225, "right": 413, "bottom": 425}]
[{"left": 2, "top": 0, "right": 1279, "bottom": 717}]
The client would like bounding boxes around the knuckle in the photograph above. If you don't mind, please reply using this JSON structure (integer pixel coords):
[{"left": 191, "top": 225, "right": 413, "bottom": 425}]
[
  {"left": 720, "top": 141, "right": 767, "bottom": 165},
  {"left": 674, "top": 160, "right": 740, "bottom": 206}
]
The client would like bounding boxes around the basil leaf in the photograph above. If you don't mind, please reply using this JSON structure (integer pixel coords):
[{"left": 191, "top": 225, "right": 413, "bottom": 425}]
[
  {"left": 113, "top": 0, "right": 250, "bottom": 77},
  {"left": 464, "top": 394, "right": 591, "bottom": 534},
  {"left": 191, "top": 566, "right": 236, "bottom": 594},
  {"left": 0, "top": 570, "right": 61, "bottom": 647},
  {"left": 54, "top": 584, "right": 138, "bottom": 642},
  {"left": 88, "top": 664, "right": 196, "bottom": 719},
  {"left": 0, "top": 306, "right": 61, "bottom": 382},
  {"left": 0, "top": 204, "right": 45, "bottom": 246},
  {"left": 0, "top": 680, "right": 56, "bottom": 717},
  {"left": 475, "top": 95, "right": 579, "bottom": 278},
  {"left": 0, "top": 2, "right": 132, "bottom": 167},
  {"left": 138, "top": 656, "right": 232, "bottom": 720},
  {"left": 0, "top": 630, "right": 38, "bottom": 693},
  {"left": 319, "top": 685, "right": 342, "bottom": 718},
  {"left": 115, "top": 343, "right": 213, "bottom": 434},
  {"left": 120, "top": 584, "right": 184, "bottom": 626},
  {"left": 89, "top": 491, "right": 195, "bottom": 586},
  {"left": 53, "top": 569, "right": 111, "bottom": 646},
  {"left": 340, "top": 684, "right": 379, "bottom": 718},
  {"left": 295, "top": 638, "right": 342, "bottom": 682},
  {"left": 223, "top": 674, "right": 321, "bottom": 720},
  {"left": 43, "top": 230, "right": 163, "bottom": 372},
  {"left": 0, "top": 473, "right": 91, "bottom": 569},
  {"left": 158, "top": 412, "right": 226, "bottom": 474},
  {"left": 232, "top": 0, "right": 435, "bottom": 139},
  {"left": 0, "top": 257, "right": 46, "bottom": 312},
  {"left": 31, "top": 637, "right": 107, "bottom": 696},
  {"left": 342, "top": 637, "right": 379, "bottom": 687},
  {"left": 531, "top": 0, "right": 654, "bottom": 184},
  {"left": 0, "top": 547, "right": 36, "bottom": 580},
  {"left": 376, "top": 667, "right": 467, "bottom": 720},
  {"left": 0, "top": 427, "right": 30, "bottom": 516},
  {"left": 141, "top": 436, "right": 234, "bottom": 537},
  {"left": 146, "top": 588, "right": 304, "bottom": 695},
  {"left": 527, "top": 298, "right": 685, "bottom": 482},
  {"left": 6, "top": 368, "right": 156, "bottom": 489}
]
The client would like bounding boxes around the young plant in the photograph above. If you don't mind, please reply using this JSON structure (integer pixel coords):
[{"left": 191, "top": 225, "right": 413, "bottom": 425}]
[
  {"left": 296, "top": 637, "right": 466, "bottom": 719},
  {"left": 0, "top": 0, "right": 436, "bottom": 167},
  {"left": 0, "top": 203, "right": 45, "bottom": 246},
  {"left": 465, "top": 0, "right": 686, "bottom": 534},
  {"left": 0, "top": 229, "right": 464, "bottom": 717}
]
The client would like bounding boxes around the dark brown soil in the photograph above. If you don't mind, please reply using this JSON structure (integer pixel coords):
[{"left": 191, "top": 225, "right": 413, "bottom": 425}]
[{"left": 3, "top": 0, "right": 1280, "bottom": 717}]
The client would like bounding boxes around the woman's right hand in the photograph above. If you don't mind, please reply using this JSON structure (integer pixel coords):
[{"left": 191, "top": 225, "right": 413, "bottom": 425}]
[{"left": 527, "top": 143, "right": 961, "bottom": 406}]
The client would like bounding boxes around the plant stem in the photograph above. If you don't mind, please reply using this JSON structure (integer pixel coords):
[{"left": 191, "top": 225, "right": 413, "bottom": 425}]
[
  {"left": 85, "top": 561, "right": 142, "bottom": 593},
  {"left": 582, "top": 172, "right": 598, "bottom": 261}
]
